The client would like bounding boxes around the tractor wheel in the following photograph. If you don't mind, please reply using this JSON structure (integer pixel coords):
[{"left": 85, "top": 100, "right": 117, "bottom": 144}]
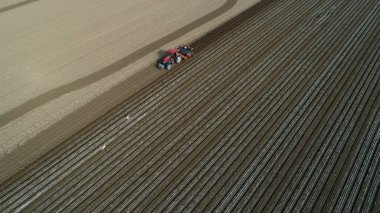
[
  {"left": 175, "top": 56, "right": 182, "bottom": 64},
  {"left": 166, "top": 64, "right": 172, "bottom": 70}
]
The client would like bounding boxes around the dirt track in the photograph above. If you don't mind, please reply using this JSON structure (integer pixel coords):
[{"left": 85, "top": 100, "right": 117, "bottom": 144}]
[{"left": 1, "top": 0, "right": 380, "bottom": 211}]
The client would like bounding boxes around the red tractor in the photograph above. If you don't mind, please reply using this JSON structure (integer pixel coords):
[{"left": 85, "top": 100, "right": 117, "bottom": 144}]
[{"left": 157, "top": 46, "right": 194, "bottom": 70}]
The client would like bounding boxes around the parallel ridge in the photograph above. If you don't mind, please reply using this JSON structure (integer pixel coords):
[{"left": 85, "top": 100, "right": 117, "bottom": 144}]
[{"left": 0, "top": 0, "right": 379, "bottom": 212}]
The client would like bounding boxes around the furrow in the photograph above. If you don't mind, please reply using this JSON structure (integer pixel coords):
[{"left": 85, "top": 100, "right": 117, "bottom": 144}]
[
  {"left": 351, "top": 109, "right": 380, "bottom": 212},
  {"left": 299, "top": 48, "right": 380, "bottom": 211},
  {"left": 260, "top": 14, "right": 379, "bottom": 213},
  {"left": 78, "top": 2, "right": 314, "bottom": 211},
  {"left": 234, "top": 1, "right": 376, "bottom": 211},
  {"left": 107, "top": 0, "right": 324, "bottom": 210},
  {"left": 271, "top": 4, "right": 380, "bottom": 211},
  {"left": 287, "top": 5, "right": 380, "bottom": 210},
  {"left": 193, "top": 0, "right": 360, "bottom": 211},
  {"left": 169, "top": 0, "right": 342, "bottom": 211}
]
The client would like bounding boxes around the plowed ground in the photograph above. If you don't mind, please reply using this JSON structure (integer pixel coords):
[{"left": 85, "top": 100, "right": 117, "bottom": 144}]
[{"left": 1, "top": 0, "right": 379, "bottom": 211}]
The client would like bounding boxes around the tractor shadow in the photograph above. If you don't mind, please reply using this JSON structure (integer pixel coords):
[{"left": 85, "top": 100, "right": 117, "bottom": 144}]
[
  {"left": 157, "top": 49, "right": 167, "bottom": 58},
  {"left": 154, "top": 50, "right": 168, "bottom": 70}
]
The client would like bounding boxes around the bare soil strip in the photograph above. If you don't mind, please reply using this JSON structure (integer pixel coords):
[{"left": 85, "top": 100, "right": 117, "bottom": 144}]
[{"left": 0, "top": 0, "right": 379, "bottom": 211}]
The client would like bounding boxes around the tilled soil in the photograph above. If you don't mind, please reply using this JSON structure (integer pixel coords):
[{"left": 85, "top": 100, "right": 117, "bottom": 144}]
[
  {"left": 0, "top": 0, "right": 260, "bottom": 185},
  {"left": 1, "top": 0, "right": 379, "bottom": 211}
]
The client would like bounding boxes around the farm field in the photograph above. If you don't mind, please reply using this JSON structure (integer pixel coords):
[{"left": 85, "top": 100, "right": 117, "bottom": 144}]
[
  {"left": 0, "top": 0, "right": 259, "bottom": 183},
  {"left": 1, "top": 0, "right": 380, "bottom": 211}
]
